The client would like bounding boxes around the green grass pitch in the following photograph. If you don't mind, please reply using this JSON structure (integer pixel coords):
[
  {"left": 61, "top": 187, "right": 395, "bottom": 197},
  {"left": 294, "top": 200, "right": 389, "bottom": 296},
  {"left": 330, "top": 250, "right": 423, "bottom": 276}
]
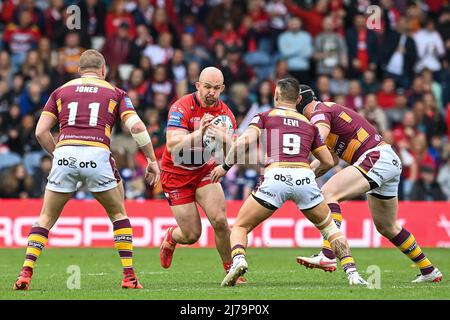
[{"left": 0, "top": 248, "right": 448, "bottom": 300}]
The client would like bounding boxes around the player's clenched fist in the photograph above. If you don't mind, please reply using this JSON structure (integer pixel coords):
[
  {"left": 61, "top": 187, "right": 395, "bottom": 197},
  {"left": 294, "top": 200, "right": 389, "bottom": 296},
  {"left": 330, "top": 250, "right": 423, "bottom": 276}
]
[{"left": 145, "top": 160, "right": 161, "bottom": 186}]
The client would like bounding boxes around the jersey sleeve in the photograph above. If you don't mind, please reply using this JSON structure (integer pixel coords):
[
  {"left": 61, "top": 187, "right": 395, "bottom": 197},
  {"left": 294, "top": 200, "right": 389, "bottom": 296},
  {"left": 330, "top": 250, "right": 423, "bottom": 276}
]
[
  {"left": 42, "top": 92, "right": 58, "bottom": 120},
  {"left": 248, "top": 113, "right": 265, "bottom": 133},
  {"left": 311, "top": 125, "right": 327, "bottom": 153},
  {"left": 118, "top": 91, "right": 137, "bottom": 120},
  {"left": 167, "top": 103, "right": 189, "bottom": 130},
  {"left": 310, "top": 107, "right": 331, "bottom": 128}
]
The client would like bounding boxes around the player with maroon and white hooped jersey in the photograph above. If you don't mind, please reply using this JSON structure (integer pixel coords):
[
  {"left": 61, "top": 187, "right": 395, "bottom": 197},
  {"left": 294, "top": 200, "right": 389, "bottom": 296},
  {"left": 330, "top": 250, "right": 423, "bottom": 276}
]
[
  {"left": 212, "top": 78, "right": 368, "bottom": 287},
  {"left": 296, "top": 84, "right": 442, "bottom": 283},
  {"left": 12, "top": 50, "right": 160, "bottom": 291}
]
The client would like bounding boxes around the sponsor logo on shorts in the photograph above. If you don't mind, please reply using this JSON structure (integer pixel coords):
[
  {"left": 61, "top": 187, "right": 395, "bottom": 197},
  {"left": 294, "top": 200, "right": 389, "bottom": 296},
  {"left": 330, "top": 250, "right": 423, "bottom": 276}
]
[
  {"left": 98, "top": 178, "right": 115, "bottom": 186},
  {"left": 274, "top": 174, "right": 294, "bottom": 186},
  {"left": 274, "top": 174, "right": 311, "bottom": 186},
  {"left": 371, "top": 169, "right": 384, "bottom": 180},
  {"left": 57, "top": 158, "right": 97, "bottom": 169},
  {"left": 310, "top": 194, "right": 321, "bottom": 201},
  {"left": 258, "top": 188, "right": 276, "bottom": 198},
  {"left": 48, "top": 179, "right": 61, "bottom": 186},
  {"left": 58, "top": 157, "right": 77, "bottom": 169},
  {"left": 392, "top": 159, "right": 402, "bottom": 170}
]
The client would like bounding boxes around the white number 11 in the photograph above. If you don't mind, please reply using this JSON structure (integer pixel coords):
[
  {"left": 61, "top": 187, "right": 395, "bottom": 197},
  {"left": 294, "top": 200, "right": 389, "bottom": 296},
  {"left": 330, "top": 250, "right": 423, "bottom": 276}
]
[{"left": 67, "top": 102, "right": 100, "bottom": 126}]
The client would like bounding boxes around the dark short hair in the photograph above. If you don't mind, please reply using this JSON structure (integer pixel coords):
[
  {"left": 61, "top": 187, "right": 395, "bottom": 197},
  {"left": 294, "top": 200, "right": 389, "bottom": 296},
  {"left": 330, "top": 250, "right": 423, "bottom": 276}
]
[{"left": 277, "top": 78, "right": 300, "bottom": 103}]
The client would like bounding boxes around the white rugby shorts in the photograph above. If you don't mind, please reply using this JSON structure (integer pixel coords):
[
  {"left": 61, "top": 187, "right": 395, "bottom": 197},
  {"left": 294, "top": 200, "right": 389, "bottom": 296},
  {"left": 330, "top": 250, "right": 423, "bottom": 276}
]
[
  {"left": 353, "top": 144, "right": 402, "bottom": 197},
  {"left": 253, "top": 167, "right": 324, "bottom": 210},
  {"left": 46, "top": 146, "right": 120, "bottom": 193}
]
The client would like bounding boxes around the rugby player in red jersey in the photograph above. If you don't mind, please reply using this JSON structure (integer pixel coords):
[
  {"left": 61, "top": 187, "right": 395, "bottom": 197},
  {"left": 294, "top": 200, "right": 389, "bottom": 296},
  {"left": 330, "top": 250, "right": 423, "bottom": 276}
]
[
  {"left": 296, "top": 85, "right": 442, "bottom": 283},
  {"left": 211, "top": 78, "right": 367, "bottom": 286},
  {"left": 13, "top": 50, "right": 160, "bottom": 290},
  {"left": 159, "top": 67, "right": 246, "bottom": 283}
]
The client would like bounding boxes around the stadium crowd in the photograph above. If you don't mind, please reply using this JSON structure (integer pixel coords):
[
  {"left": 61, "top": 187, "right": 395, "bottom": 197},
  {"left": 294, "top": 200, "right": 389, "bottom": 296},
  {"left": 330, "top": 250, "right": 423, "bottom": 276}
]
[{"left": 0, "top": 0, "right": 449, "bottom": 201}]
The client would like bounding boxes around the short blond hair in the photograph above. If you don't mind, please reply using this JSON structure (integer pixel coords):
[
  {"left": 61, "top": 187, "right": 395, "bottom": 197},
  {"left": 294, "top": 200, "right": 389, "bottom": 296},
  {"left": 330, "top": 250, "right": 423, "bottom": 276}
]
[{"left": 79, "top": 49, "right": 105, "bottom": 71}]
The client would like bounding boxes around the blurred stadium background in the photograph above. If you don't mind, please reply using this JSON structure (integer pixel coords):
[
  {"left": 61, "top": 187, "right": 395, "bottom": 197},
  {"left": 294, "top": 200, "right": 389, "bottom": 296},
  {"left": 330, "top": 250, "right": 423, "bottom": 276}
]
[{"left": 0, "top": 0, "right": 449, "bottom": 299}]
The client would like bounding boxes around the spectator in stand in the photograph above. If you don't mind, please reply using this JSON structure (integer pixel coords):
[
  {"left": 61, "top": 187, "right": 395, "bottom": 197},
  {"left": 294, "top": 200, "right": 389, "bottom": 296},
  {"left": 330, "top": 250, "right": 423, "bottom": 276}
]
[
  {"left": 278, "top": 17, "right": 313, "bottom": 85},
  {"left": 265, "top": 0, "right": 288, "bottom": 53},
  {"left": 414, "top": 18, "right": 445, "bottom": 75},
  {"left": 148, "top": 7, "right": 178, "bottom": 46},
  {"left": 129, "top": 24, "right": 153, "bottom": 66},
  {"left": 410, "top": 165, "right": 446, "bottom": 201},
  {"left": 284, "top": 0, "right": 327, "bottom": 37},
  {"left": 314, "top": 15, "right": 348, "bottom": 77},
  {"left": 31, "top": 154, "right": 52, "bottom": 198},
  {"left": 359, "top": 93, "right": 389, "bottom": 133},
  {"left": 377, "top": 77, "right": 398, "bottom": 111},
  {"left": 179, "top": 11, "right": 209, "bottom": 49},
  {"left": 360, "top": 69, "right": 380, "bottom": 95},
  {"left": 58, "top": 32, "right": 85, "bottom": 75},
  {"left": 0, "top": 164, "right": 34, "bottom": 198},
  {"left": 105, "top": 0, "right": 136, "bottom": 39},
  {"left": 222, "top": 46, "right": 256, "bottom": 89},
  {"left": 3, "top": 10, "right": 41, "bottom": 72},
  {"left": 205, "top": 0, "right": 243, "bottom": 35},
  {"left": 421, "top": 68, "right": 443, "bottom": 112},
  {"left": 345, "top": 79, "right": 364, "bottom": 111},
  {"left": 238, "top": 79, "right": 273, "bottom": 133},
  {"left": 346, "top": 13, "right": 378, "bottom": 77},
  {"left": 131, "top": 0, "right": 155, "bottom": 27},
  {"left": 79, "top": 0, "right": 106, "bottom": 40},
  {"left": 19, "top": 81, "right": 48, "bottom": 117},
  {"left": 180, "top": 32, "right": 210, "bottom": 68},
  {"left": 437, "top": 151, "right": 450, "bottom": 200},
  {"left": 101, "top": 21, "right": 133, "bottom": 73},
  {"left": 382, "top": 16, "right": 418, "bottom": 89},
  {"left": 145, "top": 64, "right": 176, "bottom": 106},
  {"left": 329, "top": 65, "right": 349, "bottom": 96},
  {"left": 43, "top": 0, "right": 67, "bottom": 47},
  {"left": 0, "top": 51, "right": 12, "bottom": 83},
  {"left": 315, "top": 74, "right": 332, "bottom": 102},
  {"left": 127, "top": 67, "right": 148, "bottom": 106},
  {"left": 143, "top": 31, "right": 174, "bottom": 66}
]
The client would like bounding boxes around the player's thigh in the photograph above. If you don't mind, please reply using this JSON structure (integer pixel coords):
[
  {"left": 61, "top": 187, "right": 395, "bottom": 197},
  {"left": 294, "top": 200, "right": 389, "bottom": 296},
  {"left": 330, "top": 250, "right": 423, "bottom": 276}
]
[
  {"left": 92, "top": 186, "right": 126, "bottom": 220},
  {"left": 170, "top": 202, "right": 202, "bottom": 236},
  {"left": 321, "top": 166, "right": 370, "bottom": 202},
  {"left": 195, "top": 182, "right": 227, "bottom": 223},
  {"left": 40, "top": 189, "right": 73, "bottom": 220},
  {"left": 234, "top": 195, "right": 275, "bottom": 233},
  {"left": 367, "top": 194, "right": 399, "bottom": 231}
]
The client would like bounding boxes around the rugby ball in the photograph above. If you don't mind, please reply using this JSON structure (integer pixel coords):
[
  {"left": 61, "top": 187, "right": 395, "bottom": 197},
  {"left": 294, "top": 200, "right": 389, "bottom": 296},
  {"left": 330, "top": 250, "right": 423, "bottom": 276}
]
[{"left": 203, "top": 115, "right": 234, "bottom": 149}]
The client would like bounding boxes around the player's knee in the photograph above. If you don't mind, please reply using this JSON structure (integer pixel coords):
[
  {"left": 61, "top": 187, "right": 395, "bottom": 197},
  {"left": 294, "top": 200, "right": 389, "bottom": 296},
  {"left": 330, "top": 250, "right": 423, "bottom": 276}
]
[
  {"left": 374, "top": 221, "right": 400, "bottom": 238},
  {"left": 210, "top": 216, "right": 229, "bottom": 233},
  {"left": 183, "top": 230, "right": 201, "bottom": 244}
]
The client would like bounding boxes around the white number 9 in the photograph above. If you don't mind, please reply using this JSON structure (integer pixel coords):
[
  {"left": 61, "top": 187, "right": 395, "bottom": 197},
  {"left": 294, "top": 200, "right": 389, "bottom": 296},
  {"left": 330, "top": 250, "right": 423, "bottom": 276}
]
[{"left": 283, "top": 133, "right": 301, "bottom": 155}]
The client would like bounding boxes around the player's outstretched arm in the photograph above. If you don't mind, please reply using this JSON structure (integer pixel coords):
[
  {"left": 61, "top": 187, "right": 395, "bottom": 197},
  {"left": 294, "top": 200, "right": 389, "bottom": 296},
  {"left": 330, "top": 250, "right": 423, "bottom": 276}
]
[
  {"left": 122, "top": 113, "right": 160, "bottom": 186},
  {"left": 35, "top": 114, "right": 57, "bottom": 156},
  {"left": 211, "top": 127, "right": 259, "bottom": 183}
]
